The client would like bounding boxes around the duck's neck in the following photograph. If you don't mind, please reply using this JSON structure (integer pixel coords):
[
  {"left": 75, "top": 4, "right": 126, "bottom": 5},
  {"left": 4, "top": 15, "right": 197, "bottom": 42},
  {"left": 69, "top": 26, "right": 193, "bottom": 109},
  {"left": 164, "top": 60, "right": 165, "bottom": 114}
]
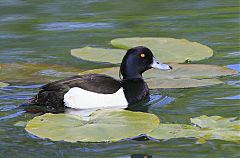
[
  {"left": 120, "top": 61, "right": 142, "bottom": 80},
  {"left": 121, "top": 79, "right": 149, "bottom": 105},
  {"left": 122, "top": 74, "right": 142, "bottom": 80}
]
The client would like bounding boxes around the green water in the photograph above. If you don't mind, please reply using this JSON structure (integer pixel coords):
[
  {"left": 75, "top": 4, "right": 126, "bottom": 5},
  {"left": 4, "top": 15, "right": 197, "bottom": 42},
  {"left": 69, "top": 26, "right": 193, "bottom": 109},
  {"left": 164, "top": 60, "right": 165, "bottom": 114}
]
[{"left": 0, "top": 0, "right": 239, "bottom": 157}]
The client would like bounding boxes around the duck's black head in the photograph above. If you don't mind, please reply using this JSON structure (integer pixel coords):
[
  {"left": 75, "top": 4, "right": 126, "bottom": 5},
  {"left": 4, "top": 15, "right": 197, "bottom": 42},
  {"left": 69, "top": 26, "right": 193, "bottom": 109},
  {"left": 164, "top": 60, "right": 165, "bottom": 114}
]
[{"left": 120, "top": 46, "right": 172, "bottom": 79}]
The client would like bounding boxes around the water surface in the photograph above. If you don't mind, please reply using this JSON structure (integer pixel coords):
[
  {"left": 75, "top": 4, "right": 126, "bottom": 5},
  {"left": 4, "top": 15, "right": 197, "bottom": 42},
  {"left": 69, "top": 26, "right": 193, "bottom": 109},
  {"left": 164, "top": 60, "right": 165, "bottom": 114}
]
[{"left": 0, "top": 0, "right": 239, "bottom": 157}]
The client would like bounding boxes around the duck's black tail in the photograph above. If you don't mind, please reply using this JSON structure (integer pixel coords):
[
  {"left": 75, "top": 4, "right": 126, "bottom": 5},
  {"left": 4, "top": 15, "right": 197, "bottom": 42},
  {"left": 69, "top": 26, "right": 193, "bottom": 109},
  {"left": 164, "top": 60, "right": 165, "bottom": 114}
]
[{"left": 20, "top": 90, "right": 66, "bottom": 114}]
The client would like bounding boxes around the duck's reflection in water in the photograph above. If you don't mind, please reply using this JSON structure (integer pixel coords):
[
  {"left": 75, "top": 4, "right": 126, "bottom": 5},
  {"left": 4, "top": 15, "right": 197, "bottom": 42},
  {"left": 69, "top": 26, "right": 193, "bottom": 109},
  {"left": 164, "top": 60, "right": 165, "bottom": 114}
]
[
  {"left": 131, "top": 154, "right": 152, "bottom": 158},
  {"left": 65, "top": 94, "right": 175, "bottom": 120},
  {"left": 127, "top": 94, "right": 175, "bottom": 113}
]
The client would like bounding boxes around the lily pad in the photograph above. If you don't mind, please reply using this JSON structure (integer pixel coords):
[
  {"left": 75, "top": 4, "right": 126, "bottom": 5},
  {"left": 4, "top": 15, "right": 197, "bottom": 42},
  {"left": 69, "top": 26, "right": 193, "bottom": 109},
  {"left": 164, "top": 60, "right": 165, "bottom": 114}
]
[
  {"left": 71, "top": 47, "right": 125, "bottom": 64},
  {"left": 144, "top": 63, "right": 237, "bottom": 79},
  {"left": 80, "top": 63, "right": 237, "bottom": 88},
  {"left": 147, "top": 124, "right": 204, "bottom": 140},
  {"left": 205, "top": 128, "right": 240, "bottom": 143},
  {"left": 111, "top": 37, "right": 213, "bottom": 63},
  {"left": 0, "top": 82, "right": 9, "bottom": 87},
  {"left": 190, "top": 115, "right": 240, "bottom": 130},
  {"left": 26, "top": 112, "right": 240, "bottom": 143},
  {"left": 147, "top": 116, "right": 240, "bottom": 143},
  {"left": 146, "top": 78, "right": 223, "bottom": 89},
  {"left": 25, "top": 110, "right": 160, "bottom": 142},
  {"left": 0, "top": 63, "right": 81, "bottom": 83}
]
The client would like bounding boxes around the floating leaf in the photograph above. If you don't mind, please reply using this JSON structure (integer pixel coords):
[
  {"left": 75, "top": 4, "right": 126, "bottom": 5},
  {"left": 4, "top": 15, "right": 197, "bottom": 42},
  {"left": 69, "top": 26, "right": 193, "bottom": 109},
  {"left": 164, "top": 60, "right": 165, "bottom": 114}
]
[
  {"left": 144, "top": 63, "right": 237, "bottom": 79},
  {"left": 190, "top": 115, "right": 240, "bottom": 130},
  {"left": 111, "top": 37, "right": 213, "bottom": 63},
  {"left": 147, "top": 116, "right": 240, "bottom": 143},
  {"left": 26, "top": 112, "right": 240, "bottom": 143},
  {"left": 81, "top": 63, "right": 237, "bottom": 79},
  {"left": 206, "top": 128, "right": 240, "bottom": 142},
  {"left": 25, "top": 110, "right": 160, "bottom": 142},
  {"left": 71, "top": 47, "right": 125, "bottom": 64},
  {"left": 0, "top": 63, "right": 81, "bottom": 83},
  {"left": 147, "top": 124, "right": 204, "bottom": 140},
  {"left": 146, "top": 78, "right": 222, "bottom": 89},
  {"left": 0, "top": 82, "right": 9, "bottom": 87},
  {"left": 80, "top": 63, "right": 237, "bottom": 88}
]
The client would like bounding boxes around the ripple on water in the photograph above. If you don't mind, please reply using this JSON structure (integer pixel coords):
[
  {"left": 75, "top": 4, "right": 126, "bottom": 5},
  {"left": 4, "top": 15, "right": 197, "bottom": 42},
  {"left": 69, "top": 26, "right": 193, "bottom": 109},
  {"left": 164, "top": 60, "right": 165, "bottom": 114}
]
[
  {"left": 36, "top": 70, "right": 76, "bottom": 78},
  {"left": 0, "top": 33, "right": 26, "bottom": 39},
  {"left": 225, "top": 52, "right": 240, "bottom": 57},
  {"left": 0, "top": 0, "right": 27, "bottom": 7},
  {"left": 0, "top": 105, "right": 18, "bottom": 112},
  {"left": 0, "top": 14, "right": 32, "bottom": 23},
  {"left": 37, "top": 22, "right": 114, "bottom": 32},
  {"left": 0, "top": 84, "right": 39, "bottom": 121},
  {"left": 227, "top": 64, "right": 240, "bottom": 72},
  {"left": 216, "top": 95, "right": 240, "bottom": 100},
  {"left": 0, "top": 110, "right": 25, "bottom": 121},
  {"left": 148, "top": 94, "right": 175, "bottom": 111}
]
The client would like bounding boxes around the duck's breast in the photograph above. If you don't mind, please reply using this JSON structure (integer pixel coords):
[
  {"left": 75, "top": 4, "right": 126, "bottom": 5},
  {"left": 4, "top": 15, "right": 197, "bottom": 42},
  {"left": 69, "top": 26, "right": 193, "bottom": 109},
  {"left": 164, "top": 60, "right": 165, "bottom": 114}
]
[{"left": 64, "top": 87, "right": 128, "bottom": 109}]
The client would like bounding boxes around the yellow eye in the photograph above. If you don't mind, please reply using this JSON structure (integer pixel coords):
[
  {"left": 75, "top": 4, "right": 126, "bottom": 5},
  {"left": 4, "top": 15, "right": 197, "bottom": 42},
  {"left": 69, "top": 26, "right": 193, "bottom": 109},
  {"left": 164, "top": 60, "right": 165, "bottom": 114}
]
[{"left": 140, "top": 53, "right": 145, "bottom": 58}]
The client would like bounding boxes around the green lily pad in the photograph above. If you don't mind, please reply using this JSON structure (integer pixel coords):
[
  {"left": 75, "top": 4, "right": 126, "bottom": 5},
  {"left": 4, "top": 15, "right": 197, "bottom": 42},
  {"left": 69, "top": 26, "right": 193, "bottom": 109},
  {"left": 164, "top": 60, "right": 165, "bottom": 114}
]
[
  {"left": 71, "top": 47, "right": 125, "bottom": 64},
  {"left": 144, "top": 63, "right": 237, "bottom": 79},
  {"left": 147, "top": 116, "right": 240, "bottom": 143},
  {"left": 147, "top": 124, "right": 204, "bottom": 140},
  {"left": 111, "top": 37, "right": 213, "bottom": 63},
  {"left": 80, "top": 63, "right": 236, "bottom": 88},
  {"left": 0, "top": 82, "right": 9, "bottom": 87},
  {"left": 190, "top": 115, "right": 240, "bottom": 130},
  {"left": 25, "top": 110, "right": 160, "bottom": 142},
  {"left": 145, "top": 78, "right": 223, "bottom": 89},
  {"left": 0, "top": 63, "right": 81, "bottom": 83},
  {"left": 206, "top": 128, "right": 240, "bottom": 143}
]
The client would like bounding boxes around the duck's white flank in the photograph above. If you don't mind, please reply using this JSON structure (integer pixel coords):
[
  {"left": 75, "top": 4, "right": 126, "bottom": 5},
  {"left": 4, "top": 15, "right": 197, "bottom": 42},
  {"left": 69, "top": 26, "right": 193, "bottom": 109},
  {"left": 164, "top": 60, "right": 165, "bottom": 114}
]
[{"left": 64, "top": 87, "right": 128, "bottom": 109}]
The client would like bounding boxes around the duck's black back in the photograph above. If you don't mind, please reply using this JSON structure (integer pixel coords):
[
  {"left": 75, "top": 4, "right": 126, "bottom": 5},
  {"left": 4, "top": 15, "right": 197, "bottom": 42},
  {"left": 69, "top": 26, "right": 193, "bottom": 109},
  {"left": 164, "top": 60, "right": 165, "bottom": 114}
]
[{"left": 29, "top": 74, "right": 121, "bottom": 112}]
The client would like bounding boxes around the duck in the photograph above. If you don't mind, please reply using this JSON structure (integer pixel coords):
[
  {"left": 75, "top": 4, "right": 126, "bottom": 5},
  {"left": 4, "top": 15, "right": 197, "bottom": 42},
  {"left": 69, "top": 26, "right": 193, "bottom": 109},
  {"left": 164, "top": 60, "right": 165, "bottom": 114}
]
[{"left": 28, "top": 46, "right": 172, "bottom": 113}]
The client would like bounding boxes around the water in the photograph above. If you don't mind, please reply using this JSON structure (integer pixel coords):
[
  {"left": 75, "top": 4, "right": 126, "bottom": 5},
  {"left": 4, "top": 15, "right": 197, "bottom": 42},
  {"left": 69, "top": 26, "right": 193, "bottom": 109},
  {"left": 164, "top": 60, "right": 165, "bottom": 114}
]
[{"left": 0, "top": 0, "right": 239, "bottom": 157}]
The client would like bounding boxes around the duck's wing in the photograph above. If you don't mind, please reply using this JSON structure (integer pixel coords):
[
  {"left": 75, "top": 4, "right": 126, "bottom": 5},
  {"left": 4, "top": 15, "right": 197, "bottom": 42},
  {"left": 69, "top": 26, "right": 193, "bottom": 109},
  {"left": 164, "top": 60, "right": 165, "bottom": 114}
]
[
  {"left": 42, "top": 74, "right": 121, "bottom": 94},
  {"left": 26, "top": 74, "right": 121, "bottom": 113}
]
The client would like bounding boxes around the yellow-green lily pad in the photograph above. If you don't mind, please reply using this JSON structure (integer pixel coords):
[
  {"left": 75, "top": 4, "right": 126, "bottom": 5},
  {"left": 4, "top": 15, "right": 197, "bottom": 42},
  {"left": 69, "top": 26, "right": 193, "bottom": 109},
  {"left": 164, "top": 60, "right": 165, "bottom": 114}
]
[
  {"left": 0, "top": 82, "right": 9, "bottom": 87},
  {"left": 0, "top": 63, "right": 81, "bottom": 83},
  {"left": 25, "top": 110, "right": 160, "bottom": 142},
  {"left": 71, "top": 47, "right": 125, "bottom": 64},
  {"left": 147, "top": 124, "right": 204, "bottom": 140},
  {"left": 145, "top": 78, "right": 223, "bottom": 89},
  {"left": 111, "top": 37, "right": 213, "bottom": 63},
  {"left": 80, "top": 63, "right": 236, "bottom": 88},
  {"left": 190, "top": 115, "right": 240, "bottom": 130},
  {"left": 206, "top": 128, "right": 240, "bottom": 143},
  {"left": 147, "top": 116, "right": 240, "bottom": 143}
]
